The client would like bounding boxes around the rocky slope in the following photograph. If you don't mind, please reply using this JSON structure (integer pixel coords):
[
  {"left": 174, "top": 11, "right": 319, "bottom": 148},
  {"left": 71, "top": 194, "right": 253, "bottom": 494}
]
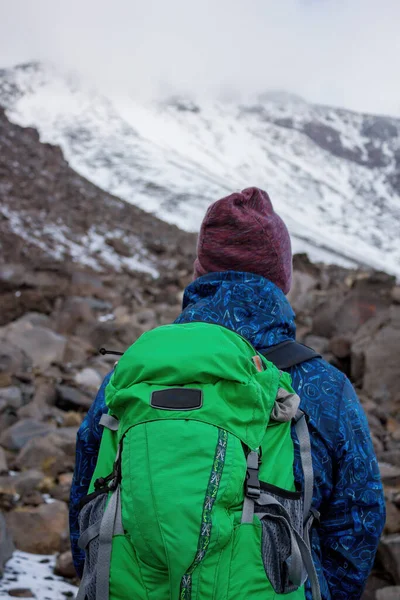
[
  {"left": 0, "top": 110, "right": 399, "bottom": 599},
  {"left": 1, "top": 62, "right": 400, "bottom": 277}
]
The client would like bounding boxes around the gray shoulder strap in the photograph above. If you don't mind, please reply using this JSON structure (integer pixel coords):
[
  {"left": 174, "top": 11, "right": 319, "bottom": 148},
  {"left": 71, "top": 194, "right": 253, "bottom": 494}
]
[
  {"left": 95, "top": 485, "right": 123, "bottom": 600},
  {"left": 294, "top": 409, "right": 314, "bottom": 523}
]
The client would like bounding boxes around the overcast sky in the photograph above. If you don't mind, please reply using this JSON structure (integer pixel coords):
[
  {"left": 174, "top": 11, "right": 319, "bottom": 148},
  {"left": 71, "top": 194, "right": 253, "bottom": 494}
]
[{"left": 1, "top": 0, "right": 400, "bottom": 115}]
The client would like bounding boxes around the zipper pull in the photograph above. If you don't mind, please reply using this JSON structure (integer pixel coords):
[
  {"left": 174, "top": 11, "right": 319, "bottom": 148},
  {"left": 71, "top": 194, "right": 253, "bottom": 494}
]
[{"left": 99, "top": 348, "right": 124, "bottom": 356}]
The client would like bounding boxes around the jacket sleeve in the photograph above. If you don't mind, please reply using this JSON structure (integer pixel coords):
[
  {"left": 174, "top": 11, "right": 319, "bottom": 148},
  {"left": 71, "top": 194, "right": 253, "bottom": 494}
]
[
  {"left": 318, "top": 377, "right": 386, "bottom": 599},
  {"left": 69, "top": 372, "right": 112, "bottom": 577}
]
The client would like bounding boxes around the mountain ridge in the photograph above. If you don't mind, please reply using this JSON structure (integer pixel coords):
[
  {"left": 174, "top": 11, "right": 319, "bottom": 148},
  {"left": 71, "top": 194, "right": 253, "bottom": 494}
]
[{"left": 1, "top": 61, "right": 399, "bottom": 277}]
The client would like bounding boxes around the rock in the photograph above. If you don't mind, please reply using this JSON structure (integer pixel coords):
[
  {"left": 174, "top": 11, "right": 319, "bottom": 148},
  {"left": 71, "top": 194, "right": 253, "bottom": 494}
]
[
  {"left": 287, "top": 271, "right": 318, "bottom": 314},
  {"left": 63, "top": 335, "right": 95, "bottom": 365},
  {"left": 59, "top": 472, "right": 73, "bottom": 487},
  {"left": 0, "top": 511, "right": 14, "bottom": 576},
  {"left": 371, "top": 434, "right": 384, "bottom": 455},
  {"left": 7, "top": 589, "right": 35, "bottom": 598},
  {"left": 329, "top": 335, "right": 352, "bottom": 359},
  {"left": 0, "top": 446, "right": 8, "bottom": 474},
  {"left": 384, "top": 502, "right": 400, "bottom": 534},
  {"left": 0, "top": 479, "right": 16, "bottom": 510},
  {"left": 0, "top": 409, "right": 18, "bottom": 435},
  {"left": 15, "top": 431, "right": 76, "bottom": 476},
  {"left": 0, "top": 386, "right": 23, "bottom": 412},
  {"left": 313, "top": 285, "right": 392, "bottom": 338},
  {"left": 0, "top": 470, "right": 47, "bottom": 506},
  {"left": 376, "top": 587, "right": 400, "bottom": 600},
  {"left": 55, "top": 384, "right": 92, "bottom": 411},
  {"left": 74, "top": 367, "right": 102, "bottom": 390},
  {"left": 54, "top": 296, "right": 108, "bottom": 344},
  {"left": 0, "top": 419, "right": 55, "bottom": 451},
  {"left": 392, "top": 287, "right": 400, "bottom": 304},
  {"left": 362, "top": 574, "right": 393, "bottom": 600},
  {"left": 20, "top": 489, "right": 45, "bottom": 506},
  {"left": 17, "top": 382, "right": 58, "bottom": 421},
  {"left": 367, "top": 414, "right": 387, "bottom": 438},
  {"left": 54, "top": 550, "right": 75, "bottom": 579},
  {"left": 157, "top": 304, "right": 181, "bottom": 326},
  {"left": 37, "top": 476, "right": 56, "bottom": 494},
  {"left": 51, "top": 471, "right": 75, "bottom": 503},
  {"left": 304, "top": 335, "right": 330, "bottom": 356},
  {"left": 12, "top": 470, "right": 46, "bottom": 496},
  {"left": 0, "top": 373, "right": 12, "bottom": 388},
  {"left": 6, "top": 500, "right": 68, "bottom": 554},
  {"left": 135, "top": 308, "right": 156, "bottom": 327},
  {"left": 114, "top": 306, "right": 130, "bottom": 324},
  {"left": 0, "top": 314, "right": 67, "bottom": 371},
  {"left": 62, "top": 411, "right": 83, "bottom": 427},
  {"left": 379, "top": 463, "right": 400, "bottom": 486},
  {"left": 71, "top": 271, "right": 103, "bottom": 289},
  {"left": 53, "top": 427, "right": 79, "bottom": 454},
  {"left": 0, "top": 263, "right": 27, "bottom": 290},
  {"left": 51, "top": 482, "right": 71, "bottom": 503},
  {"left": 378, "top": 452, "right": 400, "bottom": 468},
  {"left": 18, "top": 383, "right": 35, "bottom": 405},
  {"left": 352, "top": 306, "right": 400, "bottom": 405},
  {"left": 106, "top": 237, "right": 132, "bottom": 257},
  {"left": 378, "top": 535, "right": 400, "bottom": 583},
  {"left": 53, "top": 296, "right": 96, "bottom": 337},
  {"left": 0, "top": 340, "right": 32, "bottom": 379}
]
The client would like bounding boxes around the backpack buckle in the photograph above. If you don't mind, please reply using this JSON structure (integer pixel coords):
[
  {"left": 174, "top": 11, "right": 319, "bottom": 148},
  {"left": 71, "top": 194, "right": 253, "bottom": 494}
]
[
  {"left": 245, "top": 450, "right": 261, "bottom": 499},
  {"left": 245, "top": 467, "right": 261, "bottom": 499}
]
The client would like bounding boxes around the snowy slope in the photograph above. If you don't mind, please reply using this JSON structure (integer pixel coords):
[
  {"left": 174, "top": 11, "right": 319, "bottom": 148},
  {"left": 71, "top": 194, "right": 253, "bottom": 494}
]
[
  {"left": 0, "top": 551, "right": 78, "bottom": 599},
  {"left": 1, "top": 62, "right": 399, "bottom": 276}
]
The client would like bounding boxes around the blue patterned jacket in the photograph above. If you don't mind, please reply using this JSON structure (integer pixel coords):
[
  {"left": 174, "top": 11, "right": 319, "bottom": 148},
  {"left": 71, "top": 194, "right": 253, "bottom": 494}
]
[{"left": 70, "top": 271, "right": 385, "bottom": 599}]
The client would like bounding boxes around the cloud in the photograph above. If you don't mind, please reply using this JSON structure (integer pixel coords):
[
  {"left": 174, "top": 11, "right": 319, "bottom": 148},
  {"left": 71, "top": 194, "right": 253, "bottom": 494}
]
[{"left": 1, "top": 0, "right": 400, "bottom": 115}]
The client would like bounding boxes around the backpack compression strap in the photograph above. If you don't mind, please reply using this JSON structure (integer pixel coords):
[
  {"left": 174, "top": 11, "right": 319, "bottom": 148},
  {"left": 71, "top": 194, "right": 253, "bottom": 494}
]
[{"left": 262, "top": 340, "right": 321, "bottom": 370}]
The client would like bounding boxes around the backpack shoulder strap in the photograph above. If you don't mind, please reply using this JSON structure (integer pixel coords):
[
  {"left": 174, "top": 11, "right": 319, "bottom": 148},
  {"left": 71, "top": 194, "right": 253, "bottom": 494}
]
[{"left": 261, "top": 340, "right": 321, "bottom": 370}]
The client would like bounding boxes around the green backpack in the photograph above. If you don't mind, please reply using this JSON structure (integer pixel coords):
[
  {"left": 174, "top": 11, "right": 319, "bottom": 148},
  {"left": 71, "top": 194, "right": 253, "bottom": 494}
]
[{"left": 76, "top": 322, "right": 321, "bottom": 600}]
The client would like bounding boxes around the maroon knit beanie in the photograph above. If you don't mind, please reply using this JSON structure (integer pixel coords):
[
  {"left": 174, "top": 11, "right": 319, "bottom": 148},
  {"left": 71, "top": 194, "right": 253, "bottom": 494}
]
[{"left": 194, "top": 187, "right": 293, "bottom": 294}]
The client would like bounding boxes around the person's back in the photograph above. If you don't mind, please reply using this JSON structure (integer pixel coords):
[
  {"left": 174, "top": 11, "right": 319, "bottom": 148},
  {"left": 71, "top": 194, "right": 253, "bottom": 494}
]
[{"left": 70, "top": 187, "right": 385, "bottom": 600}]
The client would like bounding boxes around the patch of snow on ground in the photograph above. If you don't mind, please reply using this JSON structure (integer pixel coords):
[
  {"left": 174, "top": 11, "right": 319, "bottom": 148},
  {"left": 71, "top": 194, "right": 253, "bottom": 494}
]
[{"left": 0, "top": 551, "right": 78, "bottom": 599}]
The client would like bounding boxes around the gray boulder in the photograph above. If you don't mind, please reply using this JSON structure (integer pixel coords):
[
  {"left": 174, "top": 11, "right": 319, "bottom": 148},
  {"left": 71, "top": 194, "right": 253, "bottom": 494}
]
[
  {"left": 376, "top": 586, "right": 400, "bottom": 600},
  {"left": 6, "top": 500, "right": 68, "bottom": 554},
  {"left": 15, "top": 429, "right": 77, "bottom": 476},
  {"left": 352, "top": 306, "right": 400, "bottom": 404},
  {"left": 378, "top": 535, "right": 400, "bottom": 584},
  {"left": 0, "top": 419, "right": 55, "bottom": 451},
  {"left": 0, "top": 447, "right": 8, "bottom": 475},
  {"left": 0, "top": 314, "right": 67, "bottom": 371}
]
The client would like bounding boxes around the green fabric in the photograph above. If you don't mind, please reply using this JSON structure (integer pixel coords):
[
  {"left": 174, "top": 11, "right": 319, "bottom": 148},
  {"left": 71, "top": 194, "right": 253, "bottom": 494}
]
[
  {"left": 88, "top": 427, "right": 118, "bottom": 495},
  {"left": 180, "top": 428, "right": 228, "bottom": 599},
  {"left": 106, "top": 323, "right": 279, "bottom": 451},
  {"left": 87, "top": 322, "right": 305, "bottom": 599}
]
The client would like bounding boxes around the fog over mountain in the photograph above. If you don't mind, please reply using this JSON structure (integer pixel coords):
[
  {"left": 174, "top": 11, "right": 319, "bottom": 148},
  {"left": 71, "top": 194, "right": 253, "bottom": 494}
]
[{"left": 1, "top": 0, "right": 400, "bottom": 115}]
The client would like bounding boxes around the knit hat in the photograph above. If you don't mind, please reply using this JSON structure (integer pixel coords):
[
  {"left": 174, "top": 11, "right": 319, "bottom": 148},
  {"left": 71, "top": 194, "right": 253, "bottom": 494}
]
[{"left": 193, "top": 187, "right": 292, "bottom": 294}]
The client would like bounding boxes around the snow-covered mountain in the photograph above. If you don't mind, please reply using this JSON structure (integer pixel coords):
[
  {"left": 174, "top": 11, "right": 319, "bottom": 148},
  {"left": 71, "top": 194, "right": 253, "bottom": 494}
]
[{"left": 1, "top": 61, "right": 399, "bottom": 276}]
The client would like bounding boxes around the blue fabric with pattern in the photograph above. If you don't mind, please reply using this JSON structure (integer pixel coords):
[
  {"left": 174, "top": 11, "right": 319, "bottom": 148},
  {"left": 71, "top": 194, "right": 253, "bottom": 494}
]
[{"left": 70, "top": 271, "right": 385, "bottom": 599}]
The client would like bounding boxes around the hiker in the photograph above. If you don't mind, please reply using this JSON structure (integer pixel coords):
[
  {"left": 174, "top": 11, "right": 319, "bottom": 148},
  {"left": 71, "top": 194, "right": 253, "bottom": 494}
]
[{"left": 70, "top": 187, "right": 385, "bottom": 600}]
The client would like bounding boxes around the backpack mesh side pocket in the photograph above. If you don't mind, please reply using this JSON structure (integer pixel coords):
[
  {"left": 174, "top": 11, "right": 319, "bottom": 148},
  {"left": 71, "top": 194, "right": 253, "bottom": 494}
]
[
  {"left": 78, "top": 492, "right": 108, "bottom": 600},
  {"left": 256, "top": 487, "right": 304, "bottom": 594}
]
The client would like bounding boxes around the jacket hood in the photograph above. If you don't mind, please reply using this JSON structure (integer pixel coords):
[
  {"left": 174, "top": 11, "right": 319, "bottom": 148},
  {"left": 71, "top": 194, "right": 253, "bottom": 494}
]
[{"left": 175, "top": 271, "right": 296, "bottom": 351}]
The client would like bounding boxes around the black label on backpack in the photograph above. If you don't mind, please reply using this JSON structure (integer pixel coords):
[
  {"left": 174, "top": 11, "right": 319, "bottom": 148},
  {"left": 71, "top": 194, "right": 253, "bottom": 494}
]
[{"left": 150, "top": 388, "right": 203, "bottom": 411}]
